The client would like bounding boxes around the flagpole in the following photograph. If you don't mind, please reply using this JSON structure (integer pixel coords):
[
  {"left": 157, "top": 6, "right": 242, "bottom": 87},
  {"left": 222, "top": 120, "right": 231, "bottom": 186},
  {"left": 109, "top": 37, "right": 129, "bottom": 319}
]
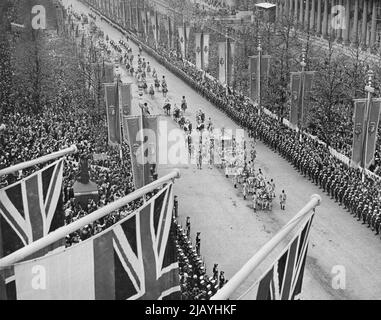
[
  {"left": 257, "top": 36, "right": 262, "bottom": 114},
  {"left": 211, "top": 194, "right": 322, "bottom": 300},
  {"left": 0, "top": 145, "right": 78, "bottom": 177},
  {"left": 298, "top": 48, "right": 307, "bottom": 141},
  {"left": 361, "top": 69, "right": 375, "bottom": 181},
  {"left": 225, "top": 28, "right": 229, "bottom": 93},
  {"left": 117, "top": 77, "right": 124, "bottom": 162},
  {"left": 0, "top": 169, "right": 181, "bottom": 269},
  {"left": 139, "top": 95, "right": 146, "bottom": 189}
]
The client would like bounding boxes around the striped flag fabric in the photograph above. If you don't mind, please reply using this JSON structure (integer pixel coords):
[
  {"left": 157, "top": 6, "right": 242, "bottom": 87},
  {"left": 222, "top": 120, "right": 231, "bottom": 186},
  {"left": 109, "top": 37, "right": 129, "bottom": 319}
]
[
  {"left": 123, "top": 115, "right": 158, "bottom": 189},
  {"left": 0, "top": 159, "right": 65, "bottom": 300},
  {"left": 120, "top": 83, "right": 132, "bottom": 117},
  {"left": 195, "top": 33, "right": 203, "bottom": 70},
  {"left": 365, "top": 99, "right": 381, "bottom": 169},
  {"left": 203, "top": 33, "right": 210, "bottom": 70},
  {"left": 0, "top": 159, "right": 65, "bottom": 256},
  {"left": 105, "top": 82, "right": 122, "bottom": 145},
  {"left": 13, "top": 183, "right": 180, "bottom": 300},
  {"left": 239, "top": 211, "right": 315, "bottom": 300},
  {"left": 218, "top": 42, "right": 226, "bottom": 85}
]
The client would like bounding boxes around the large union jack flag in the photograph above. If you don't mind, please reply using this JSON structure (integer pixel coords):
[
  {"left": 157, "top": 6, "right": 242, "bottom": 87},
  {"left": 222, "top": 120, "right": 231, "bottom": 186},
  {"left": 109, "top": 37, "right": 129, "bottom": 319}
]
[
  {"left": 253, "top": 212, "right": 315, "bottom": 300},
  {"left": 112, "top": 183, "right": 180, "bottom": 300},
  {"left": 0, "top": 159, "right": 65, "bottom": 300},
  {"left": 0, "top": 159, "right": 65, "bottom": 255}
]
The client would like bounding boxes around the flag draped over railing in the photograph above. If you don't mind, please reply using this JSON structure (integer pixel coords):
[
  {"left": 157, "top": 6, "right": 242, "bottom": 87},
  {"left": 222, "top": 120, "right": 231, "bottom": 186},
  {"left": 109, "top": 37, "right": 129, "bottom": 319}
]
[
  {"left": 212, "top": 195, "right": 320, "bottom": 300},
  {"left": 0, "top": 159, "right": 66, "bottom": 300},
  {"left": 10, "top": 182, "right": 180, "bottom": 300}
]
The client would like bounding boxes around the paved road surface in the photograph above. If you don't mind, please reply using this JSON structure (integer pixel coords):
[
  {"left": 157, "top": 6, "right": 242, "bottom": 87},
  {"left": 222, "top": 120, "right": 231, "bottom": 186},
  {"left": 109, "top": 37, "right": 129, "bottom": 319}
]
[{"left": 64, "top": 0, "right": 381, "bottom": 300}]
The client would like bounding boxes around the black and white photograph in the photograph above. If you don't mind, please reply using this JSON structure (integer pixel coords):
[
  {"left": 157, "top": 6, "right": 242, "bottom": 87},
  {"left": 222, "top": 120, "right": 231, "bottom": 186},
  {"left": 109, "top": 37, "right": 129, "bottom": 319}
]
[{"left": 0, "top": 0, "right": 381, "bottom": 306}]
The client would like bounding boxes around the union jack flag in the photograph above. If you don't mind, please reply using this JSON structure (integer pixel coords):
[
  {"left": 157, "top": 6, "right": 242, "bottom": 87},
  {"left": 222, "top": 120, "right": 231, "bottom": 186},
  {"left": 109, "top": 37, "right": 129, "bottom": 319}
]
[
  {"left": 254, "top": 212, "right": 314, "bottom": 300},
  {"left": 0, "top": 159, "right": 65, "bottom": 300},
  {"left": 112, "top": 183, "right": 180, "bottom": 300}
]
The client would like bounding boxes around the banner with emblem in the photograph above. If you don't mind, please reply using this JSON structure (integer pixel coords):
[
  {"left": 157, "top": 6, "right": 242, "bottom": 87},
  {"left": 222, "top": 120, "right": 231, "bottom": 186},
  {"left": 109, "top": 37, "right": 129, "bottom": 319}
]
[
  {"left": 195, "top": 33, "right": 203, "bottom": 69},
  {"left": 218, "top": 42, "right": 227, "bottom": 85},
  {"left": 290, "top": 73, "right": 301, "bottom": 126},
  {"left": 123, "top": 115, "right": 158, "bottom": 188},
  {"left": 227, "top": 40, "right": 235, "bottom": 87},
  {"left": 203, "top": 33, "right": 210, "bottom": 70},
  {"left": 185, "top": 26, "right": 191, "bottom": 59},
  {"left": 105, "top": 83, "right": 122, "bottom": 146},
  {"left": 289, "top": 72, "right": 315, "bottom": 127},
  {"left": 120, "top": 83, "right": 132, "bottom": 116},
  {"left": 155, "top": 11, "right": 160, "bottom": 44},
  {"left": 300, "top": 72, "right": 315, "bottom": 126},
  {"left": 365, "top": 99, "right": 381, "bottom": 168},
  {"left": 178, "top": 26, "right": 185, "bottom": 60},
  {"left": 250, "top": 55, "right": 271, "bottom": 104},
  {"left": 141, "top": 10, "right": 147, "bottom": 37},
  {"left": 151, "top": 12, "right": 157, "bottom": 45},
  {"left": 167, "top": 16, "right": 173, "bottom": 49},
  {"left": 351, "top": 99, "right": 367, "bottom": 166}
]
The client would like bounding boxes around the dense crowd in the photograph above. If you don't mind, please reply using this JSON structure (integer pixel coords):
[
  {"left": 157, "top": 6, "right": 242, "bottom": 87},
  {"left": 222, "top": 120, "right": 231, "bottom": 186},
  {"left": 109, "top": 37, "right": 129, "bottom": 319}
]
[{"left": 0, "top": 10, "right": 142, "bottom": 248}]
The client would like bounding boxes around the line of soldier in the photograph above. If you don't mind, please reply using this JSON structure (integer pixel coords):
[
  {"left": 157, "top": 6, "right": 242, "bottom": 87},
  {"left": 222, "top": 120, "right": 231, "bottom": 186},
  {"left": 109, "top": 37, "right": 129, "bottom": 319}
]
[{"left": 257, "top": 123, "right": 381, "bottom": 239}]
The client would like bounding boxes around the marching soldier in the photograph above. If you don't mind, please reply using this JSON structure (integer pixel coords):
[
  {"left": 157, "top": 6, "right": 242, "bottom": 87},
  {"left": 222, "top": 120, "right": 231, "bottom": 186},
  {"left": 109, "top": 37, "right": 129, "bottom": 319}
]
[
  {"left": 213, "top": 264, "right": 219, "bottom": 281},
  {"left": 186, "top": 216, "right": 191, "bottom": 238},
  {"left": 219, "top": 271, "right": 225, "bottom": 289},
  {"left": 196, "top": 232, "right": 201, "bottom": 255}
]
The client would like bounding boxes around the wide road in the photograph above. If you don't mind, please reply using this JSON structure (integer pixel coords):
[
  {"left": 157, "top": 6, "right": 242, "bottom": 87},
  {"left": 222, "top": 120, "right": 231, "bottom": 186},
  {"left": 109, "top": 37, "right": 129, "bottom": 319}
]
[{"left": 64, "top": 0, "right": 381, "bottom": 300}]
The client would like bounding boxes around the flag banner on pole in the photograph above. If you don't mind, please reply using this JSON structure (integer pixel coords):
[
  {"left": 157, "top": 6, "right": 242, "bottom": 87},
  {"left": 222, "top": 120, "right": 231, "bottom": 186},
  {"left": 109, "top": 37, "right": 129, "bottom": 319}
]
[
  {"left": 178, "top": 27, "right": 185, "bottom": 60},
  {"left": 155, "top": 12, "right": 160, "bottom": 44},
  {"left": 151, "top": 13, "right": 157, "bottom": 44},
  {"left": 105, "top": 83, "right": 122, "bottom": 146},
  {"left": 352, "top": 99, "right": 367, "bottom": 166},
  {"left": 300, "top": 71, "right": 315, "bottom": 126},
  {"left": 250, "top": 55, "right": 271, "bottom": 104},
  {"left": 218, "top": 42, "right": 227, "bottom": 85},
  {"left": 195, "top": 33, "right": 203, "bottom": 69},
  {"left": 185, "top": 26, "right": 191, "bottom": 59},
  {"left": 290, "top": 72, "right": 302, "bottom": 126},
  {"left": 238, "top": 211, "right": 315, "bottom": 300},
  {"left": 13, "top": 183, "right": 181, "bottom": 300},
  {"left": 0, "top": 159, "right": 65, "bottom": 300},
  {"left": 143, "top": 116, "right": 159, "bottom": 167},
  {"left": 102, "top": 62, "right": 114, "bottom": 84},
  {"left": 141, "top": 10, "right": 147, "bottom": 37},
  {"left": 124, "top": 116, "right": 148, "bottom": 189},
  {"left": 146, "top": 10, "right": 150, "bottom": 37},
  {"left": 203, "top": 33, "right": 210, "bottom": 70},
  {"left": 120, "top": 83, "right": 132, "bottom": 116},
  {"left": 365, "top": 98, "right": 381, "bottom": 168},
  {"left": 167, "top": 16, "right": 172, "bottom": 49},
  {"left": 228, "top": 41, "right": 235, "bottom": 87}
]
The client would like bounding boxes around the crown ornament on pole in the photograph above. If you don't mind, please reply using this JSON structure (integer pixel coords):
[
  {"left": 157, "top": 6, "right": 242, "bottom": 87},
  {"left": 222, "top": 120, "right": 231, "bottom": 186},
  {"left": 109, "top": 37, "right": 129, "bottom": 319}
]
[
  {"left": 300, "top": 47, "right": 307, "bottom": 71},
  {"left": 365, "top": 69, "right": 375, "bottom": 93},
  {"left": 257, "top": 35, "right": 262, "bottom": 53}
]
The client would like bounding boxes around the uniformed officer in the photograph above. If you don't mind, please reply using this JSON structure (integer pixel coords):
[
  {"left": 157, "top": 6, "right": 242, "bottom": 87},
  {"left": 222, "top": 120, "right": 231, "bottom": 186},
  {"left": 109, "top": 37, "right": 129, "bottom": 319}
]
[
  {"left": 196, "top": 232, "right": 201, "bottom": 255},
  {"left": 280, "top": 190, "right": 287, "bottom": 211},
  {"left": 186, "top": 216, "right": 191, "bottom": 238}
]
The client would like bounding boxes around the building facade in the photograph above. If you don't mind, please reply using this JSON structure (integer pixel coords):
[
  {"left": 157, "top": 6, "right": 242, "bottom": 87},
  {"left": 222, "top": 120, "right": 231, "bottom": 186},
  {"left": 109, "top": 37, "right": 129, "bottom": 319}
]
[{"left": 254, "top": 0, "right": 381, "bottom": 52}]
